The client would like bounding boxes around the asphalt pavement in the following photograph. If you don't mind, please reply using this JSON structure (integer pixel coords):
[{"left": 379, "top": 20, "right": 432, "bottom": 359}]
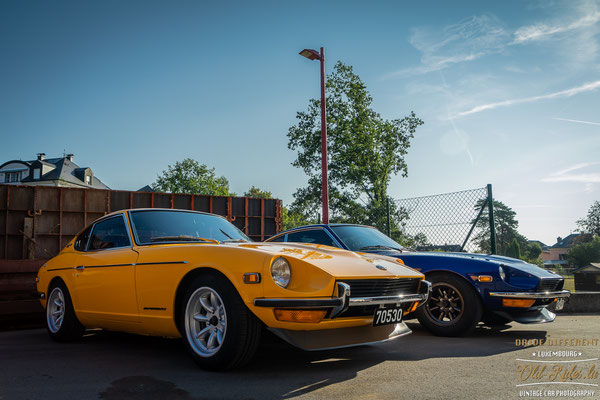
[{"left": 1, "top": 315, "right": 599, "bottom": 400}]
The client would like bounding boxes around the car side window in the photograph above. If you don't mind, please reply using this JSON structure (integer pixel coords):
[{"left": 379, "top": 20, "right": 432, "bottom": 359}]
[
  {"left": 88, "top": 217, "right": 130, "bottom": 251},
  {"left": 268, "top": 235, "right": 285, "bottom": 242},
  {"left": 286, "top": 230, "right": 337, "bottom": 247},
  {"left": 74, "top": 226, "right": 92, "bottom": 251}
]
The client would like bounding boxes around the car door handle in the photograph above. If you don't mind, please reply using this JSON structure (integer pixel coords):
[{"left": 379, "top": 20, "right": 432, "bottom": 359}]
[{"left": 75, "top": 265, "right": 85, "bottom": 270}]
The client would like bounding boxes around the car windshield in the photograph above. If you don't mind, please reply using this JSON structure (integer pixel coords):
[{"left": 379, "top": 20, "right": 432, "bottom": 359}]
[
  {"left": 130, "top": 210, "right": 251, "bottom": 244},
  {"left": 330, "top": 225, "right": 404, "bottom": 252}
]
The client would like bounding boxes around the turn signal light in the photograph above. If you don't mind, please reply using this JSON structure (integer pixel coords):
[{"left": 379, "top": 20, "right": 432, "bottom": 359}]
[
  {"left": 274, "top": 309, "right": 326, "bottom": 323},
  {"left": 502, "top": 299, "right": 535, "bottom": 308},
  {"left": 477, "top": 275, "right": 493, "bottom": 282},
  {"left": 243, "top": 273, "right": 261, "bottom": 284},
  {"left": 408, "top": 302, "right": 419, "bottom": 313}
]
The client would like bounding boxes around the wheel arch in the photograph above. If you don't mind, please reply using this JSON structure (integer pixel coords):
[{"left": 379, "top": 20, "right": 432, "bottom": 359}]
[
  {"left": 173, "top": 267, "right": 235, "bottom": 335},
  {"left": 47, "top": 276, "right": 67, "bottom": 294},
  {"left": 423, "top": 269, "right": 484, "bottom": 301}
]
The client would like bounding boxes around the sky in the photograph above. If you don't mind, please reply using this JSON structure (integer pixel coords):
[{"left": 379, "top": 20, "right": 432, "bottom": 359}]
[{"left": 1, "top": 0, "right": 599, "bottom": 245}]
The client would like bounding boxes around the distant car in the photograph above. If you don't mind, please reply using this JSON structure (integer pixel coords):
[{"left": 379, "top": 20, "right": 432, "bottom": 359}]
[
  {"left": 266, "top": 224, "right": 570, "bottom": 336},
  {"left": 36, "top": 209, "right": 430, "bottom": 370}
]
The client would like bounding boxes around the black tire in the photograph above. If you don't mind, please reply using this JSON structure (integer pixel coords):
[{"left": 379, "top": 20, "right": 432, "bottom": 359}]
[
  {"left": 45, "top": 281, "right": 85, "bottom": 342},
  {"left": 179, "top": 272, "right": 261, "bottom": 371},
  {"left": 416, "top": 273, "right": 482, "bottom": 337}
]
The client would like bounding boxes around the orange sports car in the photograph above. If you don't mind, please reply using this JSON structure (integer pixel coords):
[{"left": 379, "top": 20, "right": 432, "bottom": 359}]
[{"left": 36, "top": 208, "right": 430, "bottom": 370}]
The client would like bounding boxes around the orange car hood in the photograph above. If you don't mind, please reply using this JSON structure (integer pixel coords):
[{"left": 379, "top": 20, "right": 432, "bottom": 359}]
[{"left": 235, "top": 242, "right": 423, "bottom": 279}]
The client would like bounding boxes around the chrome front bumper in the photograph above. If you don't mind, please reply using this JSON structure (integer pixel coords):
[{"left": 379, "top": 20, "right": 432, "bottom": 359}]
[
  {"left": 488, "top": 290, "right": 571, "bottom": 299},
  {"left": 254, "top": 280, "right": 431, "bottom": 318}
]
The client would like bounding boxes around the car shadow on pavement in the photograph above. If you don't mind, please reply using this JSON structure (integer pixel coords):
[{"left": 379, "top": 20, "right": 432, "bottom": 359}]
[{"left": 77, "top": 320, "right": 548, "bottom": 399}]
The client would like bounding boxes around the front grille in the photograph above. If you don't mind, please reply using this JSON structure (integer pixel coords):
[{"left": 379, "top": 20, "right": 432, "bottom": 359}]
[
  {"left": 342, "top": 278, "right": 421, "bottom": 298},
  {"left": 539, "top": 279, "right": 563, "bottom": 292}
]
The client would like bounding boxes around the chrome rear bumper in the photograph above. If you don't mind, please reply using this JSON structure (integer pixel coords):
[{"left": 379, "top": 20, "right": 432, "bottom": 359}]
[{"left": 254, "top": 280, "right": 431, "bottom": 318}]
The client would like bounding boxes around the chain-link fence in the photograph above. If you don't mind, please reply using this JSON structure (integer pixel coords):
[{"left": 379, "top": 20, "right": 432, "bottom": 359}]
[{"left": 390, "top": 185, "right": 493, "bottom": 253}]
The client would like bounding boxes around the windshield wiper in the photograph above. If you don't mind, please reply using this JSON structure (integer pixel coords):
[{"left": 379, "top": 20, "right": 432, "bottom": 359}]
[
  {"left": 359, "top": 245, "right": 403, "bottom": 251},
  {"left": 219, "top": 229, "right": 247, "bottom": 243},
  {"left": 149, "top": 235, "right": 219, "bottom": 243}
]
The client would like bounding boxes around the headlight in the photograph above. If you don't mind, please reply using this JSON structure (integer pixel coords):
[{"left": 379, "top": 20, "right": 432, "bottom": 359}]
[
  {"left": 499, "top": 265, "right": 506, "bottom": 281},
  {"left": 271, "top": 257, "right": 291, "bottom": 288}
]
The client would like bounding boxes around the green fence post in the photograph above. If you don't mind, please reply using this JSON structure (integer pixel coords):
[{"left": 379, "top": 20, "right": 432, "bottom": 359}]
[
  {"left": 386, "top": 197, "right": 391, "bottom": 236},
  {"left": 487, "top": 184, "right": 497, "bottom": 254}
]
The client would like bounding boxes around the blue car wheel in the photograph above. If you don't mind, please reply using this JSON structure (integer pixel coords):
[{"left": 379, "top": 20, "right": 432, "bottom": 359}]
[{"left": 416, "top": 273, "right": 482, "bottom": 336}]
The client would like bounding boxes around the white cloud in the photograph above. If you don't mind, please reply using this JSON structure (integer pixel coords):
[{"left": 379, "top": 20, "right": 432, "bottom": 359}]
[
  {"left": 384, "top": 14, "right": 508, "bottom": 78},
  {"left": 454, "top": 80, "right": 600, "bottom": 117},
  {"left": 543, "top": 162, "right": 600, "bottom": 183},
  {"left": 513, "top": 10, "right": 600, "bottom": 43},
  {"left": 386, "top": 1, "right": 600, "bottom": 78},
  {"left": 553, "top": 117, "right": 600, "bottom": 126}
]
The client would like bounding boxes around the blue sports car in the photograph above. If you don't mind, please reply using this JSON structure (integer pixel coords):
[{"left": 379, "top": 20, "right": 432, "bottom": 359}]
[{"left": 266, "top": 224, "right": 570, "bottom": 336}]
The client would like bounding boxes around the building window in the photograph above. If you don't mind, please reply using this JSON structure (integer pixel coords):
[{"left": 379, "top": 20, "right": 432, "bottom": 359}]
[
  {"left": 85, "top": 175, "right": 91, "bottom": 184},
  {"left": 4, "top": 171, "right": 22, "bottom": 183}
]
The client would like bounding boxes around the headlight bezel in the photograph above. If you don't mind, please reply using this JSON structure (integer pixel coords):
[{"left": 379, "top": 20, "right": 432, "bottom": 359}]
[
  {"left": 271, "top": 257, "right": 291, "bottom": 288},
  {"left": 499, "top": 265, "right": 506, "bottom": 281}
]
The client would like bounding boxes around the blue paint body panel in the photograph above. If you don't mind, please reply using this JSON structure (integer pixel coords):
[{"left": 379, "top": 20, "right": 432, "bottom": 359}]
[{"left": 268, "top": 224, "right": 566, "bottom": 323}]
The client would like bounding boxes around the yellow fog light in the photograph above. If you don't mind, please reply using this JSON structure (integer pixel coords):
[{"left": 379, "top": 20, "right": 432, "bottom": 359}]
[
  {"left": 274, "top": 309, "right": 326, "bottom": 323},
  {"left": 502, "top": 299, "right": 535, "bottom": 308}
]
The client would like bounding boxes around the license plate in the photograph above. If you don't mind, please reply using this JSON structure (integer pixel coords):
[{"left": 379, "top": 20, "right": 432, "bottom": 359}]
[
  {"left": 373, "top": 306, "right": 403, "bottom": 327},
  {"left": 555, "top": 298, "right": 565, "bottom": 311}
]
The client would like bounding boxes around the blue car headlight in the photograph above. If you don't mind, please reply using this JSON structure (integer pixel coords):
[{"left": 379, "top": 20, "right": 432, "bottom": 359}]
[
  {"left": 499, "top": 266, "right": 506, "bottom": 281},
  {"left": 499, "top": 265, "right": 537, "bottom": 289}
]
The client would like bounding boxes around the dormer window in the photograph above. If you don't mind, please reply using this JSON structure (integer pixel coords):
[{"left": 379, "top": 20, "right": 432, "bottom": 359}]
[
  {"left": 85, "top": 175, "right": 91, "bottom": 184},
  {"left": 4, "top": 171, "right": 23, "bottom": 183},
  {"left": 33, "top": 169, "right": 41, "bottom": 180}
]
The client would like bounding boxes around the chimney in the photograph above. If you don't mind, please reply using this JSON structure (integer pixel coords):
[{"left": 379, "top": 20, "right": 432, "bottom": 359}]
[
  {"left": 66, "top": 153, "right": 74, "bottom": 162},
  {"left": 557, "top": 237, "right": 562, "bottom": 243},
  {"left": 37, "top": 153, "right": 46, "bottom": 161}
]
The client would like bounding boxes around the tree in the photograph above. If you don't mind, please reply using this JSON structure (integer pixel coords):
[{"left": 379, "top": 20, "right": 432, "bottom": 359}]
[
  {"left": 153, "top": 159, "right": 232, "bottom": 196},
  {"left": 281, "top": 205, "right": 312, "bottom": 231},
  {"left": 567, "top": 236, "right": 600, "bottom": 268},
  {"left": 287, "top": 61, "right": 423, "bottom": 235},
  {"left": 577, "top": 201, "right": 600, "bottom": 236},
  {"left": 472, "top": 199, "right": 528, "bottom": 255},
  {"left": 524, "top": 242, "right": 542, "bottom": 260},
  {"left": 244, "top": 186, "right": 272, "bottom": 198},
  {"left": 505, "top": 238, "right": 522, "bottom": 259}
]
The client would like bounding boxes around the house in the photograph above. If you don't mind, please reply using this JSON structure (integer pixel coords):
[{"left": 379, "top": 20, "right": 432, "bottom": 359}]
[
  {"left": 0, "top": 153, "right": 109, "bottom": 189},
  {"left": 541, "top": 233, "right": 580, "bottom": 268},
  {"left": 573, "top": 263, "right": 600, "bottom": 291}
]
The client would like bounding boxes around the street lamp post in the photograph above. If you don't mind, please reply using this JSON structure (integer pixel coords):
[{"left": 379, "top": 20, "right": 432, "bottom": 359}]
[{"left": 299, "top": 47, "right": 329, "bottom": 224}]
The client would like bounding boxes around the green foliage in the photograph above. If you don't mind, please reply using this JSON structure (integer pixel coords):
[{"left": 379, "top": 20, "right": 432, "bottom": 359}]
[
  {"left": 520, "top": 242, "right": 544, "bottom": 266},
  {"left": 153, "top": 158, "right": 233, "bottom": 196},
  {"left": 281, "top": 205, "right": 314, "bottom": 231},
  {"left": 577, "top": 201, "right": 600, "bottom": 236},
  {"left": 244, "top": 186, "right": 272, "bottom": 198},
  {"left": 472, "top": 199, "right": 528, "bottom": 255},
  {"left": 524, "top": 242, "right": 543, "bottom": 259},
  {"left": 567, "top": 236, "right": 600, "bottom": 268},
  {"left": 505, "top": 238, "right": 522, "bottom": 259},
  {"left": 287, "top": 61, "right": 423, "bottom": 235}
]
